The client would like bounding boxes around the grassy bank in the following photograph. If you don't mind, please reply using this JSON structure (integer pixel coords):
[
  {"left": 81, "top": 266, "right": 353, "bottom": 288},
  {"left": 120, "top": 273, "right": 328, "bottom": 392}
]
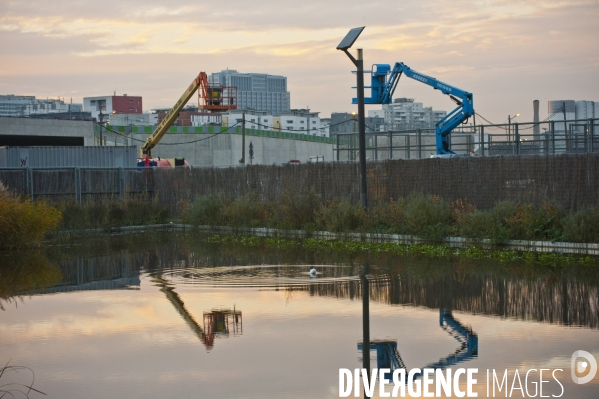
[{"left": 181, "top": 192, "right": 599, "bottom": 244}]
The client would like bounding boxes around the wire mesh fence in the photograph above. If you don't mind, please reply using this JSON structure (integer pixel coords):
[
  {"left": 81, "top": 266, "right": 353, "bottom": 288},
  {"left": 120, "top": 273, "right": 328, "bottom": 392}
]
[
  {"left": 335, "top": 118, "right": 599, "bottom": 160},
  {"left": 1, "top": 152, "right": 599, "bottom": 213}
]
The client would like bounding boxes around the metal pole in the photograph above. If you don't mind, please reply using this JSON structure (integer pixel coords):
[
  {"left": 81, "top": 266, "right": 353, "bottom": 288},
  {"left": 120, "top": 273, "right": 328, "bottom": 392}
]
[
  {"left": 480, "top": 125, "right": 485, "bottom": 157},
  {"left": 240, "top": 112, "right": 246, "bottom": 164},
  {"left": 508, "top": 115, "right": 511, "bottom": 144},
  {"left": 388, "top": 131, "right": 392, "bottom": 160},
  {"left": 590, "top": 119, "right": 595, "bottom": 153},
  {"left": 562, "top": 102, "right": 568, "bottom": 152},
  {"left": 551, "top": 120, "right": 556, "bottom": 155},
  {"left": 356, "top": 49, "right": 368, "bottom": 210},
  {"left": 361, "top": 264, "right": 370, "bottom": 398},
  {"left": 336, "top": 134, "right": 340, "bottom": 161},
  {"left": 99, "top": 111, "right": 103, "bottom": 146},
  {"left": 418, "top": 129, "right": 422, "bottom": 159},
  {"left": 515, "top": 123, "right": 520, "bottom": 155}
]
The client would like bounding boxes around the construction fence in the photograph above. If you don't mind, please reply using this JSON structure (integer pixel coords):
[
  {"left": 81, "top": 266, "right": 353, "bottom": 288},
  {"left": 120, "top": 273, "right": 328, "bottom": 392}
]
[
  {"left": 1, "top": 153, "right": 598, "bottom": 213},
  {"left": 336, "top": 118, "right": 599, "bottom": 161}
]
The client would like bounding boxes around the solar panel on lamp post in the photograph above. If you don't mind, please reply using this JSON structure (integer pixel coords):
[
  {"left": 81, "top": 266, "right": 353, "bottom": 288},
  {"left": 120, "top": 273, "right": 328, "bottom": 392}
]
[{"left": 337, "top": 27, "right": 368, "bottom": 211}]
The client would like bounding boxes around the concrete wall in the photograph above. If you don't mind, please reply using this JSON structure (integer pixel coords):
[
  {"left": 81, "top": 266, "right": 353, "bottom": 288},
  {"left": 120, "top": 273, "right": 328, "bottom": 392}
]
[
  {"left": 0, "top": 116, "right": 96, "bottom": 145},
  {"left": 131, "top": 130, "right": 334, "bottom": 166}
]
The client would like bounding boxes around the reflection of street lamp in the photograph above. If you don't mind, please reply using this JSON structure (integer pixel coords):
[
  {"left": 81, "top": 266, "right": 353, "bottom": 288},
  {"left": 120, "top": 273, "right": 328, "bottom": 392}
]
[
  {"left": 337, "top": 26, "right": 367, "bottom": 210},
  {"left": 508, "top": 113, "right": 520, "bottom": 142}
]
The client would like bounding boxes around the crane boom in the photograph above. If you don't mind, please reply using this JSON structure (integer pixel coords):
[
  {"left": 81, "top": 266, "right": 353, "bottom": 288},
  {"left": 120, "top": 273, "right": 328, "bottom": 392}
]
[
  {"left": 140, "top": 72, "right": 207, "bottom": 158},
  {"left": 352, "top": 62, "right": 474, "bottom": 155}
]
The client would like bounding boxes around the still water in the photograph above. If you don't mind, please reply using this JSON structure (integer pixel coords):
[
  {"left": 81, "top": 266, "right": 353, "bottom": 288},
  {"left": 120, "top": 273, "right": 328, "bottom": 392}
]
[{"left": 1, "top": 233, "right": 598, "bottom": 398}]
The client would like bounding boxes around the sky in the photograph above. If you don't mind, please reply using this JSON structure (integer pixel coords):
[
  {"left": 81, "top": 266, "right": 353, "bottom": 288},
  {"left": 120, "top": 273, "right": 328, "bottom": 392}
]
[{"left": 1, "top": 0, "right": 598, "bottom": 123}]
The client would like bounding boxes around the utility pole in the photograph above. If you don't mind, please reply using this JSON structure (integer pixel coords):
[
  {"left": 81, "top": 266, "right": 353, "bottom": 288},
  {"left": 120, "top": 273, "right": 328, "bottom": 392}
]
[{"left": 240, "top": 111, "right": 246, "bottom": 164}]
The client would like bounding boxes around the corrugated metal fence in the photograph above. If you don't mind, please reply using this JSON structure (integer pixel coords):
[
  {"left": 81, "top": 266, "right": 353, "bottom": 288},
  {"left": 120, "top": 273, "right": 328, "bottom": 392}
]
[{"left": 1, "top": 153, "right": 598, "bottom": 212}]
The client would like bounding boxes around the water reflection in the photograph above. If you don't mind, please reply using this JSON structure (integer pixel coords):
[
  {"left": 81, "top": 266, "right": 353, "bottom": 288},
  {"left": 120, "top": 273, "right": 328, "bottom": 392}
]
[
  {"left": 151, "top": 274, "right": 242, "bottom": 350},
  {"left": 2, "top": 233, "right": 598, "bottom": 398},
  {"left": 359, "top": 309, "right": 479, "bottom": 382},
  {"left": 7, "top": 233, "right": 597, "bottom": 329}
]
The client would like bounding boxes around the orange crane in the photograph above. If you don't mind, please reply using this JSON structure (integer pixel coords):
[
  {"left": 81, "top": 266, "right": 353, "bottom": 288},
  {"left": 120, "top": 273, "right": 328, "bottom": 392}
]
[{"left": 139, "top": 72, "right": 237, "bottom": 166}]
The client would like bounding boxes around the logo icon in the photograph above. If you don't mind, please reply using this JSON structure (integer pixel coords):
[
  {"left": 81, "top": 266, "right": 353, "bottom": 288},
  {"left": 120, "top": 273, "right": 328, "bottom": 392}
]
[{"left": 571, "top": 350, "right": 597, "bottom": 384}]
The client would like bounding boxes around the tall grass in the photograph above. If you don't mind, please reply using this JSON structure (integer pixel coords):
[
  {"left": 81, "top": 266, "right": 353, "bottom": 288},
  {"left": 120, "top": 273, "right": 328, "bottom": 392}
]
[
  {"left": 181, "top": 192, "right": 599, "bottom": 244},
  {"left": 58, "top": 197, "right": 168, "bottom": 230},
  {"left": 0, "top": 182, "right": 62, "bottom": 250}
]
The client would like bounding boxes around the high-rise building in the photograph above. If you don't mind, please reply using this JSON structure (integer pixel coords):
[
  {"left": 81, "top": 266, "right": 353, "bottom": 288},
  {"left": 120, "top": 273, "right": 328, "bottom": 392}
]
[
  {"left": 209, "top": 70, "right": 290, "bottom": 115},
  {"left": 382, "top": 98, "right": 447, "bottom": 131}
]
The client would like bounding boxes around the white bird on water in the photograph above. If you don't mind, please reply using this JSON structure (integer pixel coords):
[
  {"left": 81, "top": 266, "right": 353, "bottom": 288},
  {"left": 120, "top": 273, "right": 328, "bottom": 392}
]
[{"left": 309, "top": 267, "right": 317, "bottom": 277}]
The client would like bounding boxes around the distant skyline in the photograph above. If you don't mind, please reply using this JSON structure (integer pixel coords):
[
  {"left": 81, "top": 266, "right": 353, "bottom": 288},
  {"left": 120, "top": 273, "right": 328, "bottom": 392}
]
[{"left": 1, "top": 0, "right": 598, "bottom": 124}]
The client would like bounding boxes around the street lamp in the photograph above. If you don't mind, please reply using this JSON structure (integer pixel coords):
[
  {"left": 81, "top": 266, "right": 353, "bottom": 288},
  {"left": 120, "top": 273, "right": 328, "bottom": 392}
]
[
  {"left": 337, "top": 26, "right": 367, "bottom": 210},
  {"left": 508, "top": 113, "right": 520, "bottom": 142}
]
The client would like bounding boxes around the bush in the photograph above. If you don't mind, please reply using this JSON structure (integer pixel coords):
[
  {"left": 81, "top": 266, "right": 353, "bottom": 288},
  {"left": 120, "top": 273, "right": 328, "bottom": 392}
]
[
  {"left": 181, "top": 194, "right": 227, "bottom": 226},
  {"left": 222, "top": 194, "right": 273, "bottom": 228},
  {"left": 59, "top": 198, "right": 169, "bottom": 230},
  {"left": 562, "top": 206, "right": 599, "bottom": 243},
  {"left": 0, "top": 196, "right": 62, "bottom": 249},
  {"left": 317, "top": 200, "right": 366, "bottom": 232},
  {"left": 276, "top": 190, "right": 321, "bottom": 230},
  {"left": 368, "top": 199, "right": 406, "bottom": 233},
  {"left": 403, "top": 194, "right": 453, "bottom": 241},
  {"left": 457, "top": 201, "right": 516, "bottom": 243}
]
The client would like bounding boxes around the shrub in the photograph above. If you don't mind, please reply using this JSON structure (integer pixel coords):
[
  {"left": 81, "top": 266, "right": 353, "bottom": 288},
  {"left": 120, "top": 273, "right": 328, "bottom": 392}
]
[
  {"left": 562, "top": 206, "right": 599, "bottom": 243},
  {"left": 181, "top": 194, "right": 227, "bottom": 226},
  {"left": 276, "top": 190, "right": 321, "bottom": 230},
  {"left": 368, "top": 199, "right": 406, "bottom": 233},
  {"left": 317, "top": 200, "right": 366, "bottom": 232},
  {"left": 457, "top": 201, "right": 516, "bottom": 243},
  {"left": 59, "top": 198, "right": 168, "bottom": 230},
  {"left": 222, "top": 194, "right": 273, "bottom": 228},
  {"left": 0, "top": 196, "right": 62, "bottom": 249},
  {"left": 403, "top": 194, "right": 453, "bottom": 241}
]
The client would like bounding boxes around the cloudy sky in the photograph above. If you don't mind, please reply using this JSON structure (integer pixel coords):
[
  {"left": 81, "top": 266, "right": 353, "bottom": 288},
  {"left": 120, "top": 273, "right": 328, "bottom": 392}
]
[{"left": 1, "top": 0, "right": 598, "bottom": 123}]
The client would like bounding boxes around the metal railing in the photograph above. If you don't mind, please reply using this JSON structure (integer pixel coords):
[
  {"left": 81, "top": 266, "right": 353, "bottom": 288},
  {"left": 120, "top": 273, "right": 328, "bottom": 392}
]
[{"left": 334, "top": 118, "right": 599, "bottom": 161}]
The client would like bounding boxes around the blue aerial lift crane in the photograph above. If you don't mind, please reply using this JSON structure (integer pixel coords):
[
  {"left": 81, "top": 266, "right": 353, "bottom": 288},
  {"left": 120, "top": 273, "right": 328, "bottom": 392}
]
[
  {"left": 358, "top": 309, "right": 478, "bottom": 382},
  {"left": 352, "top": 62, "right": 474, "bottom": 155}
]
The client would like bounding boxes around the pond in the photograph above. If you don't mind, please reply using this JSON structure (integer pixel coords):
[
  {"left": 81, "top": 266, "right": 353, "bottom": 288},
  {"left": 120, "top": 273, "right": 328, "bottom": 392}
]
[{"left": 1, "top": 232, "right": 598, "bottom": 398}]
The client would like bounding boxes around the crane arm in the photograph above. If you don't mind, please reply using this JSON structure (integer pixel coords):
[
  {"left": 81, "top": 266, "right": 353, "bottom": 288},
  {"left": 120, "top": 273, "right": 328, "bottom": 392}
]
[
  {"left": 352, "top": 62, "right": 474, "bottom": 155},
  {"left": 140, "top": 72, "right": 208, "bottom": 157}
]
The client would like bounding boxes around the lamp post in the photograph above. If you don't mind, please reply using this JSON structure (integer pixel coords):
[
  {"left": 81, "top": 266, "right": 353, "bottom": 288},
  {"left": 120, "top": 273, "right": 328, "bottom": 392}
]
[
  {"left": 352, "top": 112, "right": 357, "bottom": 161},
  {"left": 337, "top": 26, "right": 367, "bottom": 211},
  {"left": 337, "top": 27, "right": 371, "bottom": 394}
]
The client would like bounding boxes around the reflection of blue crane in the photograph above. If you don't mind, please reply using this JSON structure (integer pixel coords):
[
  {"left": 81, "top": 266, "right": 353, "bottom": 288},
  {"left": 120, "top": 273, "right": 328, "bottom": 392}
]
[
  {"left": 358, "top": 309, "right": 478, "bottom": 381},
  {"left": 352, "top": 62, "right": 474, "bottom": 155}
]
